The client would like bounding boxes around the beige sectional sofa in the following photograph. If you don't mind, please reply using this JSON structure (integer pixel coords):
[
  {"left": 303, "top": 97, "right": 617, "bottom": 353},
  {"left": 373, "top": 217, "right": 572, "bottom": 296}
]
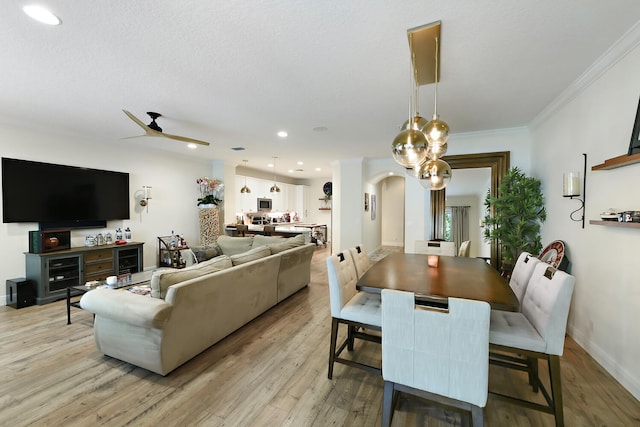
[{"left": 80, "top": 235, "right": 315, "bottom": 375}]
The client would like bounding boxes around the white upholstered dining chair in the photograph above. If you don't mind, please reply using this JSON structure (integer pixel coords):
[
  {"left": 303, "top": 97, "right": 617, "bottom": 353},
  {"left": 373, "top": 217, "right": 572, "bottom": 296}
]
[
  {"left": 348, "top": 244, "right": 372, "bottom": 279},
  {"left": 489, "top": 262, "right": 575, "bottom": 427},
  {"left": 457, "top": 240, "right": 471, "bottom": 257},
  {"left": 415, "top": 240, "right": 457, "bottom": 256},
  {"left": 506, "top": 251, "right": 542, "bottom": 308},
  {"left": 326, "top": 252, "right": 381, "bottom": 379},
  {"left": 381, "top": 289, "right": 490, "bottom": 427}
]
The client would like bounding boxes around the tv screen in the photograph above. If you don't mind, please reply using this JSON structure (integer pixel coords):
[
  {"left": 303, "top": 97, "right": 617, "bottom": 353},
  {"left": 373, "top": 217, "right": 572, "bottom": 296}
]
[{"left": 2, "top": 157, "right": 130, "bottom": 226}]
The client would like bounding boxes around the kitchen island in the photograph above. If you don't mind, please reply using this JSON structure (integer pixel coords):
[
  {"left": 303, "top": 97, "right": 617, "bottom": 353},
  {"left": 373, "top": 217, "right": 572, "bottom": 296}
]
[{"left": 225, "top": 223, "right": 327, "bottom": 246}]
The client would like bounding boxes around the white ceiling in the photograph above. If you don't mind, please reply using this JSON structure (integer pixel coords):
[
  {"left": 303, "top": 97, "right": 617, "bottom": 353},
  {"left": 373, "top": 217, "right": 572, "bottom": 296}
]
[{"left": 3, "top": 1, "right": 640, "bottom": 179}]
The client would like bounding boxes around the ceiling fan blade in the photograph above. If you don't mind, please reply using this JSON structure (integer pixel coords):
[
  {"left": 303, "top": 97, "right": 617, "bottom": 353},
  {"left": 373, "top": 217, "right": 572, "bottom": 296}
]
[
  {"left": 122, "top": 109, "right": 210, "bottom": 146},
  {"left": 161, "top": 132, "right": 211, "bottom": 146},
  {"left": 122, "top": 109, "right": 150, "bottom": 130}
]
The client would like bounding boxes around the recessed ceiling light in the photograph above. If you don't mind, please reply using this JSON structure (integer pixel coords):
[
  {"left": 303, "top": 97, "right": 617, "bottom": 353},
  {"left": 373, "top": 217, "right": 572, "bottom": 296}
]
[
  {"left": 297, "top": 161, "right": 304, "bottom": 165},
  {"left": 187, "top": 143, "right": 197, "bottom": 149},
  {"left": 388, "top": 172, "right": 394, "bottom": 176},
  {"left": 23, "top": 5, "right": 61, "bottom": 25},
  {"left": 268, "top": 163, "right": 274, "bottom": 168},
  {"left": 315, "top": 167, "right": 322, "bottom": 171},
  {"left": 288, "top": 169, "right": 294, "bottom": 173},
  {"left": 277, "top": 131, "right": 288, "bottom": 138},
  {"left": 313, "top": 126, "right": 328, "bottom": 132}
]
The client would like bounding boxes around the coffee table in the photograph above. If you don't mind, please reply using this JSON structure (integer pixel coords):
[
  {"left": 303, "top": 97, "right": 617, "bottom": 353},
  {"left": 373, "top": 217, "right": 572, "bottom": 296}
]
[{"left": 66, "top": 270, "right": 153, "bottom": 324}]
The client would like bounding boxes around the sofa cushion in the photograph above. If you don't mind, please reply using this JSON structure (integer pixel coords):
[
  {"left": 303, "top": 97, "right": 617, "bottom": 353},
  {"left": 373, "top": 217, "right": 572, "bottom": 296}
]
[
  {"left": 252, "top": 235, "right": 285, "bottom": 248},
  {"left": 230, "top": 245, "right": 272, "bottom": 266},
  {"left": 217, "top": 235, "right": 255, "bottom": 255},
  {"left": 267, "top": 234, "right": 306, "bottom": 254},
  {"left": 190, "top": 243, "right": 223, "bottom": 262},
  {"left": 151, "top": 255, "right": 232, "bottom": 299}
]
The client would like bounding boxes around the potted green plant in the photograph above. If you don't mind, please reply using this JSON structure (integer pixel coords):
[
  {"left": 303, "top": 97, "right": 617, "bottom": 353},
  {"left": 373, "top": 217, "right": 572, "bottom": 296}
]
[{"left": 483, "top": 167, "right": 546, "bottom": 274}]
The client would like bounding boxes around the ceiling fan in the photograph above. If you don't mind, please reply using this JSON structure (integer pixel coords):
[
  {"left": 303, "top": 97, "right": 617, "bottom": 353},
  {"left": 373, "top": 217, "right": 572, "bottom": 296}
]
[{"left": 122, "top": 110, "right": 211, "bottom": 146}]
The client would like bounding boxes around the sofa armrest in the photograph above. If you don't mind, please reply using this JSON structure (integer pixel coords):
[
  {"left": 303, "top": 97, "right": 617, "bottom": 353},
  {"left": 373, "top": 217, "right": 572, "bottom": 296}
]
[{"left": 80, "top": 288, "right": 172, "bottom": 329}]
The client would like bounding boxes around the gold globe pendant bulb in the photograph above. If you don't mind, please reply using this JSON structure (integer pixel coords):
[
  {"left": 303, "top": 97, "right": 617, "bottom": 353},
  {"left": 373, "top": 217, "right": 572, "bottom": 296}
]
[
  {"left": 417, "top": 158, "right": 452, "bottom": 191},
  {"left": 426, "top": 141, "right": 448, "bottom": 160},
  {"left": 423, "top": 114, "right": 450, "bottom": 145},
  {"left": 391, "top": 128, "right": 429, "bottom": 168},
  {"left": 270, "top": 184, "right": 280, "bottom": 193},
  {"left": 402, "top": 115, "right": 428, "bottom": 131}
]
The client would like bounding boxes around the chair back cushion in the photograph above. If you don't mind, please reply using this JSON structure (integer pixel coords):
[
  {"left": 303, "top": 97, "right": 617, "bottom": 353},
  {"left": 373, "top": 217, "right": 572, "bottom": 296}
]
[
  {"left": 509, "top": 252, "right": 542, "bottom": 306},
  {"left": 381, "top": 289, "right": 490, "bottom": 408},
  {"left": 326, "top": 253, "right": 358, "bottom": 318},
  {"left": 348, "top": 244, "right": 371, "bottom": 279},
  {"left": 522, "top": 263, "right": 575, "bottom": 355}
]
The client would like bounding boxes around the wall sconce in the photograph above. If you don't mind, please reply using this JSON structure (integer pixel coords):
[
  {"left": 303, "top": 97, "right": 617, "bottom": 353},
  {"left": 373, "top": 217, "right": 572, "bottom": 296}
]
[
  {"left": 563, "top": 153, "right": 586, "bottom": 228},
  {"left": 140, "top": 185, "right": 152, "bottom": 212}
]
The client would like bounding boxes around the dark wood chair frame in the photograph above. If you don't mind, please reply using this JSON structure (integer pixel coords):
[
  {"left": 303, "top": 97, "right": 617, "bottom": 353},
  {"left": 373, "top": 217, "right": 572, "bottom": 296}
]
[
  {"left": 327, "top": 317, "right": 381, "bottom": 379},
  {"left": 382, "top": 380, "right": 484, "bottom": 427},
  {"left": 489, "top": 343, "right": 565, "bottom": 427}
]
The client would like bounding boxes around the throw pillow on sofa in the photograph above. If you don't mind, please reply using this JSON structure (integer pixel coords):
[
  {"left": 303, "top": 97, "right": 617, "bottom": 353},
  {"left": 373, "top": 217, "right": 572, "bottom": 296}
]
[
  {"left": 230, "top": 245, "right": 272, "bottom": 266},
  {"left": 150, "top": 254, "right": 233, "bottom": 299},
  {"left": 216, "top": 235, "right": 255, "bottom": 255},
  {"left": 190, "top": 243, "right": 223, "bottom": 262},
  {"left": 262, "top": 234, "right": 306, "bottom": 254}
]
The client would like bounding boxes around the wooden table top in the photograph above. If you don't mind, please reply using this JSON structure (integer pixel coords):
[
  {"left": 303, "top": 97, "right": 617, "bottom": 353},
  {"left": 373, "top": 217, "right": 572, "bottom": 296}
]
[{"left": 357, "top": 253, "right": 519, "bottom": 312}]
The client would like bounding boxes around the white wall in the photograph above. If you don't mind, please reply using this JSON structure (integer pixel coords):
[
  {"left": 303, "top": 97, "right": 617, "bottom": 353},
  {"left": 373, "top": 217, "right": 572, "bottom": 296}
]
[
  {"left": 0, "top": 123, "right": 211, "bottom": 303},
  {"left": 530, "top": 34, "right": 640, "bottom": 399}
]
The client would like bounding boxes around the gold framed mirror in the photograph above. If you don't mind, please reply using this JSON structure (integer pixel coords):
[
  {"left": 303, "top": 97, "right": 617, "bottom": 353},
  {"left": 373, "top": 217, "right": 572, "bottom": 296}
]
[{"left": 434, "top": 151, "right": 510, "bottom": 268}]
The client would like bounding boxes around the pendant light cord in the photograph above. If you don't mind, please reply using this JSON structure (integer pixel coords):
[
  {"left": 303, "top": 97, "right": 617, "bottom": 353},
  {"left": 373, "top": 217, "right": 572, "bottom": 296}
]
[{"left": 434, "top": 36, "right": 440, "bottom": 117}]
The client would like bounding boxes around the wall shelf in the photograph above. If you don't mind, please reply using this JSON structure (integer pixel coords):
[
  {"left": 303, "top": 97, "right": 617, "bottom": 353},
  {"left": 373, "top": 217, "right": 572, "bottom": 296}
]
[
  {"left": 319, "top": 208, "right": 331, "bottom": 211},
  {"left": 589, "top": 220, "right": 640, "bottom": 229},
  {"left": 591, "top": 152, "right": 640, "bottom": 170}
]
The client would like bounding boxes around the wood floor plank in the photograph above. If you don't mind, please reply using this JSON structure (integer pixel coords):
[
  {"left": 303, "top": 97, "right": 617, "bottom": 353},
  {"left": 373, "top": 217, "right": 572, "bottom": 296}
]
[{"left": 0, "top": 245, "right": 638, "bottom": 426}]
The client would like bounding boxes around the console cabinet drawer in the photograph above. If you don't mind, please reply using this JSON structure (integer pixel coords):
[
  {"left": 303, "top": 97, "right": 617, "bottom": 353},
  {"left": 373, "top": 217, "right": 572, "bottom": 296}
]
[
  {"left": 84, "top": 249, "right": 113, "bottom": 262},
  {"left": 84, "top": 260, "right": 114, "bottom": 275}
]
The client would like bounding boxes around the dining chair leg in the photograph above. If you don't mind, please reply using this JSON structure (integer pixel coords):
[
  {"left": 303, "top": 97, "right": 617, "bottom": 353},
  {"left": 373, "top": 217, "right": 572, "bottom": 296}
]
[
  {"left": 328, "top": 317, "right": 339, "bottom": 379},
  {"left": 548, "top": 355, "right": 564, "bottom": 427},
  {"left": 528, "top": 356, "right": 539, "bottom": 392},
  {"left": 382, "top": 380, "right": 395, "bottom": 427},
  {"left": 470, "top": 405, "right": 484, "bottom": 427},
  {"left": 347, "top": 325, "right": 355, "bottom": 351}
]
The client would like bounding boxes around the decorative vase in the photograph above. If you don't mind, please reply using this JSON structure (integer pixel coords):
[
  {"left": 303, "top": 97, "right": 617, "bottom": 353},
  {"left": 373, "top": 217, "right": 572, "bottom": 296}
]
[{"left": 199, "top": 207, "right": 219, "bottom": 245}]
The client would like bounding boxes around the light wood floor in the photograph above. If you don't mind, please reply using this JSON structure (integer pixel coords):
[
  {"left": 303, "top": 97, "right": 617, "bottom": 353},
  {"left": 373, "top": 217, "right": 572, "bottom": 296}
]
[{"left": 0, "top": 246, "right": 638, "bottom": 426}]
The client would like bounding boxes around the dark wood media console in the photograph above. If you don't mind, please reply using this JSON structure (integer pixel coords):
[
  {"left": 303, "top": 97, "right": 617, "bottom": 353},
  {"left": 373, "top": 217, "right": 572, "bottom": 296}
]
[{"left": 25, "top": 242, "right": 144, "bottom": 305}]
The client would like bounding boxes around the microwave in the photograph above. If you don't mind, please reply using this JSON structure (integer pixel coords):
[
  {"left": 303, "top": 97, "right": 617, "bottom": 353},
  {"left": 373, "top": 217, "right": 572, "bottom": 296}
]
[{"left": 257, "top": 198, "right": 272, "bottom": 212}]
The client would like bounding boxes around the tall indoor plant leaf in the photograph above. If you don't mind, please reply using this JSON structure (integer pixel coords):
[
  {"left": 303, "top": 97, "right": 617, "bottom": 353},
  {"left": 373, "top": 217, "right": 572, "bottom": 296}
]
[{"left": 483, "top": 167, "right": 546, "bottom": 270}]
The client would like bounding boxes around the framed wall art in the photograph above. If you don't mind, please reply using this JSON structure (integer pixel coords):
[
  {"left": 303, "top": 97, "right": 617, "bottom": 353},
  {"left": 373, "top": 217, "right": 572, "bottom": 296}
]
[
  {"left": 628, "top": 96, "right": 640, "bottom": 155},
  {"left": 364, "top": 193, "right": 369, "bottom": 211}
]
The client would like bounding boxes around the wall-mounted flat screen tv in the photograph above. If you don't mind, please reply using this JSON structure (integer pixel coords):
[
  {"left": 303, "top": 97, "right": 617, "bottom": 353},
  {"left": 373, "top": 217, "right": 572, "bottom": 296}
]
[{"left": 2, "top": 157, "right": 130, "bottom": 228}]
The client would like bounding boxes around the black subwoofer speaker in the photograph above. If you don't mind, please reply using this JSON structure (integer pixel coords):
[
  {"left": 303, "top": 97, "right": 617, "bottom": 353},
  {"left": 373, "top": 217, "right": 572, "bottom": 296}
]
[{"left": 6, "top": 278, "right": 35, "bottom": 309}]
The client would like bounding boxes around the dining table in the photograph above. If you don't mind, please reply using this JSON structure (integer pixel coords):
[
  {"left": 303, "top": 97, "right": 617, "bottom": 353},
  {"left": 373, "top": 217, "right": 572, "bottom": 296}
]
[{"left": 357, "top": 253, "right": 519, "bottom": 312}]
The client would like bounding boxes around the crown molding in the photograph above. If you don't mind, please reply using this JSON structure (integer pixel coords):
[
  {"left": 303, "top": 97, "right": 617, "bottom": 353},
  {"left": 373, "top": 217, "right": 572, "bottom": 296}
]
[{"left": 530, "top": 20, "right": 640, "bottom": 129}]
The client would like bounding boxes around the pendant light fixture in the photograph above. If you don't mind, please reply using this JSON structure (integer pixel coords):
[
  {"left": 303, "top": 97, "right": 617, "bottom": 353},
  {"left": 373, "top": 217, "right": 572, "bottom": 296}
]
[
  {"left": 422, "top": 36, "right": 450, "bottom": 152},
  {"left": 391, "top": 33, "right": 429, "bottom": 169},
  {"left": 269, "top": 157, "right": 280, "bottom": 193},
  {"left": 240, "top": 160, "right": 251, "bottom": 194},
  {"left": 418, "top": 31, "right": 452, "bottom": 191}
]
